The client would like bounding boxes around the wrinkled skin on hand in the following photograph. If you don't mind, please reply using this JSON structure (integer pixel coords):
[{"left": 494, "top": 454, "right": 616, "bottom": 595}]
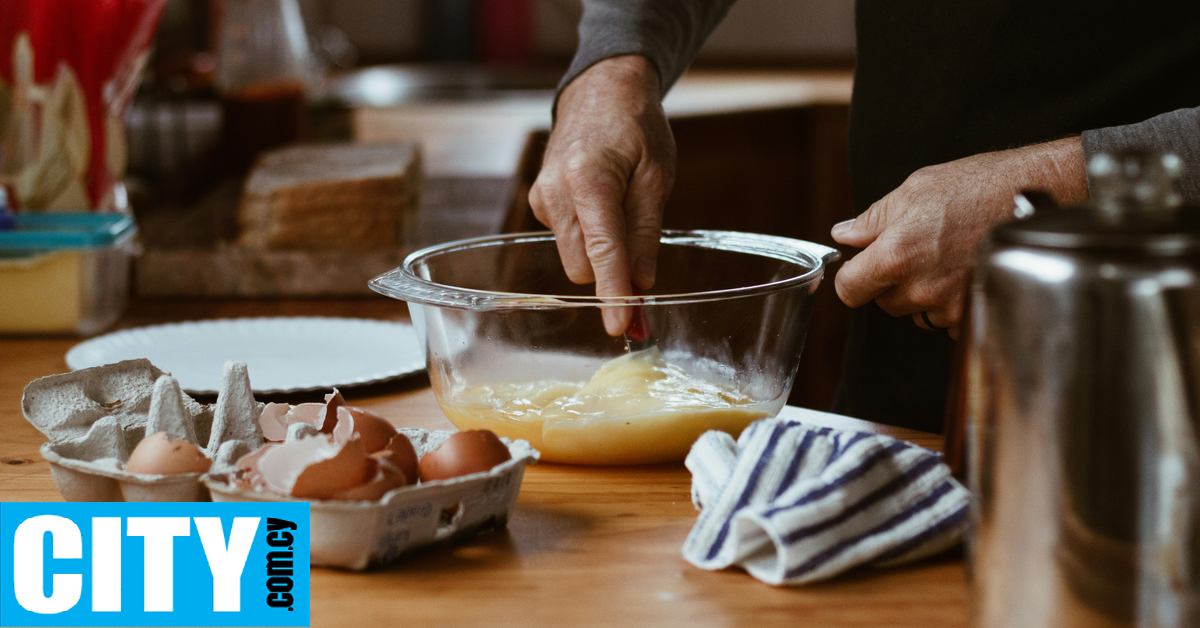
[
  {"left": 529, "top": 55, "right": 677, "bottom": 335},
  {"left": 831, "top": 136, "right": 1089, "bottom": 339}
]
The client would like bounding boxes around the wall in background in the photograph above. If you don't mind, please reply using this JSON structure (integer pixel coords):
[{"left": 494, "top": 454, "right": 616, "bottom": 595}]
[
  {"left": 306, "top": 0, "right": 855, "bottom": 66},
  {"left": 531, "top": 0, "right": 581, "bottom": 59},
  {"left": 303, "top": 0, "right": 422, "bottom": 61},
  {"left": 534, "top": 0, "right": 856, "bottom": 63}
]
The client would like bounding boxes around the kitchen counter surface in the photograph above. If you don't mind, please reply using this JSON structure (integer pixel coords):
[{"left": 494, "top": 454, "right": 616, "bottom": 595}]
[{"left": 0, "top": 299, "right": 966, "bottom": 627}]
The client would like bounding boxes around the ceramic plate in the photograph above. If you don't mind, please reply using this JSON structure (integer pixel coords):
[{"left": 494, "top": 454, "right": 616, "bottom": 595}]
[{"left": 66, "top": 317, "right": 425, "bottom": 394}]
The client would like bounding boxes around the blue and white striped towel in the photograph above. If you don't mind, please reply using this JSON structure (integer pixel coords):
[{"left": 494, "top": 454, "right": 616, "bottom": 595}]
[{"left": 681, "top": 417, "right": 970, "bottom": 585}]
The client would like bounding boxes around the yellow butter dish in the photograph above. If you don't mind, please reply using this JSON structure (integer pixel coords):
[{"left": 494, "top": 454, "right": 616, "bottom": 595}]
[{"left": 0, "top": 213, "right": 136, "bottom": 335}]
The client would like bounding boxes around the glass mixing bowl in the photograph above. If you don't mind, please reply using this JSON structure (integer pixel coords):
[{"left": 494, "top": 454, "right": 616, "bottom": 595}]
[{"left": 370, "top": 230, "right": 840, "bottom": 465}]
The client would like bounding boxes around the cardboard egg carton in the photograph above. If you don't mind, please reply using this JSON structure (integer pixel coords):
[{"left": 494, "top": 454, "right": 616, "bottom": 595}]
[
  {"left": 206, "top": 429, "right": 539, "bottom": 570},
  {"left": 22, "top": 359, "right": 263, "bottom": 501},
  {"left": 23, "top": 357, "right": 541, "bottom": 570}
]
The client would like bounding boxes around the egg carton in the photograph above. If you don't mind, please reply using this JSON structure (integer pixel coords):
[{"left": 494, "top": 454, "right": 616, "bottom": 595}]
[
  {"left": 22, "top": 359, "right": 263, "bottom": 501},
  {"left": 205, "top": 430, "right": 539, "bottom": 570},
  {"left": 24, "top": 358, "right": 541, "bottom": 569}
]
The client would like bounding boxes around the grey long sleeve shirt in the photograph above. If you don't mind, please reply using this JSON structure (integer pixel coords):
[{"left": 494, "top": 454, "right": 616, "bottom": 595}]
[
  {"left": 557, "top": 0, "right": 1200, "bottom": 431},
  {"left": 1082, "top": 108, "right": 1200, "bottom": 201},
  {"left": 561, "top": 0, "right": 1200, "bottom": 204},
  {"left": 559, "top": 0, "right": 736, "bottom": 97}
]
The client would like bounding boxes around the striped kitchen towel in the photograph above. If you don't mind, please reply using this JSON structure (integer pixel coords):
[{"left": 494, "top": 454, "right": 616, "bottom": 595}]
[{"left": 681, "top": 417, "right": 970, "bottom": 585}]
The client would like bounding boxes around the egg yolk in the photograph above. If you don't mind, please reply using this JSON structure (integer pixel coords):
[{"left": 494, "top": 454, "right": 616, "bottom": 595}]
[{"left": 436, "top": 348, "right": 769, "bottom": 465}]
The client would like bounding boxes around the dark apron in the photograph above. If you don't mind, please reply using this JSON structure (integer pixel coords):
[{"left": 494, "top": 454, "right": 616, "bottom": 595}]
[{"left": 833, "top": 0, "right": 1200, "bottom": 432}]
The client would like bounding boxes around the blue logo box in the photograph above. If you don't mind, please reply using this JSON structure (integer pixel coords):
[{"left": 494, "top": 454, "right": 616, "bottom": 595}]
[{"left": 1, "top": 502, "right": 310, "bottom": 627}]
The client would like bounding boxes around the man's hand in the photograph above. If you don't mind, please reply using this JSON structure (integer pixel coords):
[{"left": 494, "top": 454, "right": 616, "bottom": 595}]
[
  {"left": 529, "top": 55, "right": 676, "bottom": 335},
  {"left": 830, "top": 136, "right": 1088, "bottom": 339}
]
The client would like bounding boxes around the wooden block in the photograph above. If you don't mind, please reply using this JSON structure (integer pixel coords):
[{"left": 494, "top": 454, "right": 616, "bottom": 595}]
[
  {"left": 237, "top": 142, "right": 421, "bottom": 250},
  {"left": 134, "top": 176, "right": 512, "bottom": 298}
]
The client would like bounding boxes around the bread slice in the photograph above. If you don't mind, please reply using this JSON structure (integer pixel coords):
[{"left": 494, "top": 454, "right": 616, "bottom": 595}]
[{"left": 237, "top": 142, "right": 421, "bottom": 249}]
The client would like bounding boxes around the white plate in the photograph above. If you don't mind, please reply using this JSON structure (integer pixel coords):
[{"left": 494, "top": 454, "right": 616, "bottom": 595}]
[{"left": 66, "top": 317, "right": 425, "bottom": 394}]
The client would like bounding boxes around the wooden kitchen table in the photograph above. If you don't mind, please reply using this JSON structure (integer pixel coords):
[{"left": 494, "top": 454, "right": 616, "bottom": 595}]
[{"left": 0, "top": 299, "right": 968, "bottom": 628}]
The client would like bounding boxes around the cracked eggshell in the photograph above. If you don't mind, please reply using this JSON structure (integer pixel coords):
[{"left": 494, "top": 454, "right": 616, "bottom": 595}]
[
  {"left": 290, "top": 403, "right": 324, "bottom": 428},
  {"left": 260, "top": 402, "right": 324, "bottom": 442},
  {"left": 237, "top": 443, "right": 274, "bottom": 474},
  {"left": 332, "top": 459, "right": 409, "bottom": 501},
  {"left": 319, "top": 390, "right": 347, "bottom": 434},
  {"left": 210, "top": 429, "right": 540, "bottom": 571},
  {"left": 234, "top": 443, "right": 276, "bottom": 490},
  {"left": 375, "top": 433, "right": 418, "bottom": 486},
  {"left": 257, "top": 434, "right": 373, "bottom": 499},
  {"left": 206, "top": 428, "right": 541, "bottom": 570},
  {"left": 259, "top": 404, "right": 290, "bottom": 441},
  {"left": 125, "top": 432, "right": 212, "bottom": 475},
  {"left": 286, "top": 422, "right": 320, "bottom": 441},
  {"left": 332, "top": 406, "right": 398, "bottom": 453}
]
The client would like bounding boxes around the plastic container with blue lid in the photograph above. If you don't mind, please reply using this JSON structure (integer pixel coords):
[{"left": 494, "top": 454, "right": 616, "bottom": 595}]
[
  {"left": 0, "top": 212, "right": 138, "bottom": 335},
  {"left": 0, "top": 213, "right": 136, "bottom": 248}
]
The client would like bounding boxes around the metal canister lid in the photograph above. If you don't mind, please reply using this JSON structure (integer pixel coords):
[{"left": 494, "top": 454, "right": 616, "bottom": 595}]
[{"left": 993, "top": 205, "right": 1200, "bottom": 254}]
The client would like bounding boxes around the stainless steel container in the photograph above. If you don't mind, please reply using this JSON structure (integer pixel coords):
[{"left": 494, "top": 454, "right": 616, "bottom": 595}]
[{"left": 968, "top": 153, "right": 1200, "bottom": 627}]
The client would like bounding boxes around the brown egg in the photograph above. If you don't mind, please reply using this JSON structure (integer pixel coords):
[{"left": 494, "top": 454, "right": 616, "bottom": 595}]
[
  {"left": 332, "top": 459, "right": 410, "bottom": 501},
  {"left": 374, "top": 433, "right": 419, "bottom": 486},
  {"left": 126, "top": 432, "right": 212, "bottom": 475},
  {"left": 418, "top": 430, "right": 512, "bottom": 482},
  {"left": 332, "top": 406, "right": 398, "bottom": 453},
  {"left": 257, "top": 434, "right": 374, "bottom": 499}
]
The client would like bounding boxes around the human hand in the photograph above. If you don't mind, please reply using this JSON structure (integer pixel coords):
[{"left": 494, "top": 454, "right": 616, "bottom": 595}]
[
  {"left": 529, "top": 55, "right": 676, "bottom": 335},
  {"left": 830, "top": 136, "right": 1088, "bottom": 339}
]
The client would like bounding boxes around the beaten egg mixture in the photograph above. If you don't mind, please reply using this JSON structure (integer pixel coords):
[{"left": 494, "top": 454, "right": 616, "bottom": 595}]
[{"left": 438, "top": 348, "right": 768, "bottom": 464}]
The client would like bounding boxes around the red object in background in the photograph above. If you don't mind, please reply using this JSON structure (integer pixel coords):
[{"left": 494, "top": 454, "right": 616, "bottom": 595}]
[
  {"left": 0, "top": 0, "right": 166, "bottom": 209},
  {"left": 626, "top": 307, "right": 651, "bottom": 343},
  {"left": 625, "top": 286, "right": 651, "bottom": 343},
  {"left": 480, "top": 0, "right": 532, "bottom": 63}
]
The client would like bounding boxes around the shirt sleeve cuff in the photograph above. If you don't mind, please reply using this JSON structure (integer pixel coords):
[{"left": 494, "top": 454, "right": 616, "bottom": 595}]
[
  {"left": 1081, "top": 107, "right": 1200, "bottom": 203},
  {"left": 551, "top": 0, "right": 737, "bottom": 125}
]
